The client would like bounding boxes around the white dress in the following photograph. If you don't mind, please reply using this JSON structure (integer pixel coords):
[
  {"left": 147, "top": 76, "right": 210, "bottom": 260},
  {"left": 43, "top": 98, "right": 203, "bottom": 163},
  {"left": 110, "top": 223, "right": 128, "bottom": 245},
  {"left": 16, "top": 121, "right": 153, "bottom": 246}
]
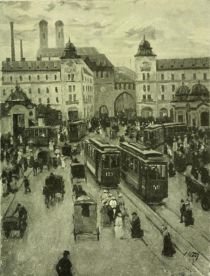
[{"left": 114, "top": 216, "right": 124, "bottom": 239}]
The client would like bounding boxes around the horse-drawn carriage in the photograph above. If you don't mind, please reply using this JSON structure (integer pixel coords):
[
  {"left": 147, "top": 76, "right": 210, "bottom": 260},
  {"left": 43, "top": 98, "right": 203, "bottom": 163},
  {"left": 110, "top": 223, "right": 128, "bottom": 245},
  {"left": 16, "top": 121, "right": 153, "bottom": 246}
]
[
  {"left": 71, "top": 163, "right": 87, "bottom": 199},
  {"left": 2, "top": 215, "right": 27, "bottom": 238},
  {"left": 186, "top": 175, "right": 210, "bottom": 210},
  {"left": 43, "top": 174, "right": 65, "bottom": 208},
  {"left": 73, "top": 194, "right": 99, "bottom": 241}
]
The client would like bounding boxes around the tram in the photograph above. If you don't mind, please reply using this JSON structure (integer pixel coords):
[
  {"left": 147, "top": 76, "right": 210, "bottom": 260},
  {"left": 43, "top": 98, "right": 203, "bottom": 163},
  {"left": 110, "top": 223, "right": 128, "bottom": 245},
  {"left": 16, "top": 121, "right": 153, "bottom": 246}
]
[
  {"left": 67, "top": 120, "right": 86, "bottom": 142},
  {"left": 84, "top": 138, "right": 120, "bottom": 188},
  {"left": 119, "top": 142, "right": 168, "bottom": 203},
  {"left": 144, "top": 123, "right": 187, "bottom": 149},
  {"left": 24, "top": 126, "right": 58, "bottom": 146}
]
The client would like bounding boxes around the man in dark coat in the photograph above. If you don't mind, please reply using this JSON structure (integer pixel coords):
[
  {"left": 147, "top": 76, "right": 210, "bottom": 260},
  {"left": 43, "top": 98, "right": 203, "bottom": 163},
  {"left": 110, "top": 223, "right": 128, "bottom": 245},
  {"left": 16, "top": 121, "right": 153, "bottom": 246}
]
[
  {"left": 23, "top": 176, "right": 31, "bottom": 193},
  {"left": 56, "top": 250, "right": 72, "bottom": 276},
  {"left": 131, "top": 212, "right": 143, "bottom": 238}
]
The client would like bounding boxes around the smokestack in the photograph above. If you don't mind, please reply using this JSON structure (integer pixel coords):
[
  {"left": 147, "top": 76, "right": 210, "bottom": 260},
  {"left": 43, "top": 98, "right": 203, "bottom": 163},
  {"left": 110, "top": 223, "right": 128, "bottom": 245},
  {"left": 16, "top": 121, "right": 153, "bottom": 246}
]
[
  {"left": 10, "top": 22, "right": 15, "bottom": 61},
  {"left": 20, "top": 39, "right": 23, "bottom": 60}
]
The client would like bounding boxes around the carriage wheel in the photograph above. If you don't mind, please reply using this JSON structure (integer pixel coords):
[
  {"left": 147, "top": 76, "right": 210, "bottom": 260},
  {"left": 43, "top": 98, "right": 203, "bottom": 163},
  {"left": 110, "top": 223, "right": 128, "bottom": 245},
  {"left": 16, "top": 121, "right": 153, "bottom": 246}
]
[
  {"left": 201, "top": 197, "right": 210, "bottom": 211},
  {"left": 96, "top": 227, "right": 100, "bottom": 241}
]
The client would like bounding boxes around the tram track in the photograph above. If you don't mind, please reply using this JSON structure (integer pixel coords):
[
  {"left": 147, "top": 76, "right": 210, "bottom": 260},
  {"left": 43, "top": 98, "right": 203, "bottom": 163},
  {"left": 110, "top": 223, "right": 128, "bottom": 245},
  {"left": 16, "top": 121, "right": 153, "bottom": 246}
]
[{"left": 119, "top": 182, "right": 209, "bottom": 276}]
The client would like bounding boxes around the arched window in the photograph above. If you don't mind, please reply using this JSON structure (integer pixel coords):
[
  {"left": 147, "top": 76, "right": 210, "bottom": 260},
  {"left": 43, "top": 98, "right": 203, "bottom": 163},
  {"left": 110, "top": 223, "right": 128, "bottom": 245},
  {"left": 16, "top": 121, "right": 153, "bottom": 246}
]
[
  {"left": 37, "top": 75, "right": 40, "bottom": 80},
  {"left": 46, "top": 75, "right": 48, "bottom": 80},
  {"left": 56, "top": 97, "right": 59, "bottom": 103},
  {"left": 38, "top": 88, "right": 40, "bottom": 94},
  {"left": 46, "top": 87, "right": 49, "bottom": 93},
  {"left": 10, "top": 76, "right": 12, "bottom": 82},
  {"left": 54, "top": 75, "right": 57, "bottom": 80},
  {"left": 200, "top": 112, "right": 209, "bottom": 126},
  {"left": 29, "top": 75, "right": 31, "bottom": 81},
  {"left": 55, "top": 87, "right": 58, "bottom": 92},
  {"left": 143, "top": 85, "right": 146, "bottom": 92},
  {"left": 20, "top": 75, "right": 22, "bottom": 81}
]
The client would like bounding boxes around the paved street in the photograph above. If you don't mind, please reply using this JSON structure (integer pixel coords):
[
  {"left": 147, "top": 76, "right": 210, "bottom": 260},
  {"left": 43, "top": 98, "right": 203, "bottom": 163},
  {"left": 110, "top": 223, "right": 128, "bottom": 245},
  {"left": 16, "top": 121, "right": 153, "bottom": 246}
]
[{"left": 2, "top": 146, "right": 209, "bottom": 276}]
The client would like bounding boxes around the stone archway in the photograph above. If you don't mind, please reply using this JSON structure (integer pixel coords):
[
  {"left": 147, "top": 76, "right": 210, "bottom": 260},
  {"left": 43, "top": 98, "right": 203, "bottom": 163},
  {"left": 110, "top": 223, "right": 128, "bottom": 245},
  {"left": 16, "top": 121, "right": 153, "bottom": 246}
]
[
  {"left": 141, "top": 107, "right": 153, "bottom": 118},
  {"left": 200, "top": 111, "right": 209, "bottom": 126},
  {"left": 114, "top": 92, "right": 135, "bottom": 119}
]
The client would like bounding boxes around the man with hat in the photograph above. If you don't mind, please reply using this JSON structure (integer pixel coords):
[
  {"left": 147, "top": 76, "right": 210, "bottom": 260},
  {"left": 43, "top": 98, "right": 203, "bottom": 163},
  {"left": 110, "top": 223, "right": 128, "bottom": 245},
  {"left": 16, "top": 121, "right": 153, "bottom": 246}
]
[{"left": 56, "top": 250, "right": 73, "bottom": 276}]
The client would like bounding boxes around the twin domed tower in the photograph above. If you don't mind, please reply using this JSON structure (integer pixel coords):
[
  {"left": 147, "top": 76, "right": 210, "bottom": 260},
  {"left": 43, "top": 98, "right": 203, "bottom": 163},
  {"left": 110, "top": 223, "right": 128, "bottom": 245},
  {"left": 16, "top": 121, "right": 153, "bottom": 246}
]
[{"left": 39, "top": 20, "right": 64, "bottom": 49}]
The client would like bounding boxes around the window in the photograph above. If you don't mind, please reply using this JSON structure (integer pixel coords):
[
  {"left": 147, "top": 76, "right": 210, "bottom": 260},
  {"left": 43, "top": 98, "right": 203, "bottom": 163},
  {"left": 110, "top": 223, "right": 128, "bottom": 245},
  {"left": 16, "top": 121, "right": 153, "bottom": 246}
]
[
  {"left": 171, "top": 74, "right": 174, "bottom": 80},
  {"left": 56, "top": 97, "right": 59, "bottom": 103},
  {"left": 161, "top": 85, "right": 165, "bottom": 92},
  {"left": 142, "top": 73, "right": 145, "bottom": 80},
  {"left": 47, "top": 98, "right": 50, "bottom": 104},
  {"left": 73, "top": 85, "right": 75, "bottom": 92},
  {"left": 119, "top": 83, "right": 121, "bottom": 89},
  {"left": 19, "top": 76, "right": 22, "bottom": 81},
  {"left": 161, "top": 94, "right": 165, "bottom": 100},
  {"left": 203, "top": 73, "right": 207, "bottom": 80},
  {"left": 29, "top": 88, "right": 31, "bottom": 94},
  {"left": 128, "top": 83, "right": 131, "bottom": 89},
  {"left": 71, "top": 74, "right": 74, "bottom": 81},
  {"left": 55, "top": 87, "right": 58, "bottom": 93},
  {"left": 161, "top": 74, "right": 164, "bottom": 80},
  {"left": 68, "top": 74, "right": 70, "bottom": 80},
  {"left": 133, "top": 83, "right": 135, "bottom": 90},
  {"left": 147, "top": 85, "right": 150, "bottom": 92},
  {"left": 147, "top": 94, "right": 152, "bottom": 101},
  {"left": 178, "top": 114, "right": 183, "bottom": 122},
  {"left": 106, "top": 71, "right": 109, "bottom": 77},
  {"left": 193, "top": 73, "right": 196, "bottom": 80},
  {"left": 101, "top": 71, "right": 103, "bottom": 78},
  {"left": 38, "top": 88, "right": 40, "bottom": 94},
  {"left": 54, "top": 75, "right": 57, "bottom": 80},
  {"left": 69, "top": 94, "right": 72, "bottom": 102},
  {"left": 81, "top": 204, "right": 90, "bottom": 217},
  {"left": 38, "top": 98, "right": 42, "bottom": 104},
  {"left": 143, "top": 94, "right": 146, "bottom": 100},
  {"left": 37, "top": 75, "right": 40, "bottom": 80},
  {"left": 147, "top": 73, "right": 150, "bottom": 80},
  {"left": 3, "top": 89, "right": 6, "bottom": 96},
  {"left": 46, "top": 87, "right": 49, "bottom": 93},
  {"left": 46, "top": 75, "right": 48, "bottom": 80},
  {"left": 10, "top": 76, "right": 12, "bottom": 82},
  {"left": 181, "top": 73, "right": 185, "bottom": 80},
  {"left": 2, "top": 76, "right": 4, "bottom": 82},
  {"left": 124, "top": 83, "right": 126, "bottom": 89},
  {"left": 29, "top": 75, "right": 31, "bottom": 81},
  {"left": 172, "top": 94, "right": 175, "bottom": 99},
  {"left": 143, "top": 85, "right": 146, "bottom": 92},
  {"left": 69, "top": 86, "right": 72, "bottom": 92},
  {"left": 96, "top": 72, "right": 99, "bottom": 78},
  {"left": 172, "top": 84, "right": 175, "bottom": 92},
  {"left": 73, "top": 94, "right": 76, "bottom": 101}
]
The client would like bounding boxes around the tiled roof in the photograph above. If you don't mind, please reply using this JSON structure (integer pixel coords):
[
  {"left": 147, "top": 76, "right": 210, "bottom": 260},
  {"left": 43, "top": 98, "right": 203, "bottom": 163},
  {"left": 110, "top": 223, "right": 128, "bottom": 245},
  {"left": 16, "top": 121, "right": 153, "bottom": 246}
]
[
  {"left": 157, "top": 57, "right": 210, "bottom": 71},
  {"left": 2, "top": 60, "right": 61, "bottom": 72},
  {"left": 114, "top": 67, "right": 136, "bottom": 82}
]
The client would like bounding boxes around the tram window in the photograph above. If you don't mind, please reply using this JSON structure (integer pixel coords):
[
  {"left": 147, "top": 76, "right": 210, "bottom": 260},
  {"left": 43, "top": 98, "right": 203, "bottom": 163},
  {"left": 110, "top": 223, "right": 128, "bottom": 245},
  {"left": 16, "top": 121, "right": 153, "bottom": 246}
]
[
  {"left": 81, "top": 204, "right": 90, "bottom": 217},
  {"left": 111, "top": 155, "right": 119, "bottom": 168},
  {"left": 103, "top": 155, "right": 110, "bottom": 169},
  {"left": 149, "top": 165, "right": 166, "bottom": 179},
  {"left": 134, "top": 159, "right": 138, "bottom": 174}
]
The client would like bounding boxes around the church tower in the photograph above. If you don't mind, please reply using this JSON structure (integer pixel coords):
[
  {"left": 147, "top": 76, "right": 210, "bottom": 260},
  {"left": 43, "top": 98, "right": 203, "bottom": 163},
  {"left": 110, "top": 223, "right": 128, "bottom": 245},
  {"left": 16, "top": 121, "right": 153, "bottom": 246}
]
[
  {"left": 39, "top": 20, "right": 48, "bottom": 48},
  {"left": 134, "top": 36, "right": 157, "bottom": 118},
  {"left": 55, "top": 20, "right": 64, "bottom": 48}
]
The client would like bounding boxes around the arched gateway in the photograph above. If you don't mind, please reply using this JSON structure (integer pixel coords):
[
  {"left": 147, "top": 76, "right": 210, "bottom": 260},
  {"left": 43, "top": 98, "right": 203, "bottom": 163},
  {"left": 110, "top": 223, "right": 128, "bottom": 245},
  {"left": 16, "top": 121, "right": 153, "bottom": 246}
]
[{"left": 114, "top": 92, "right": 135, "bottom": 119}]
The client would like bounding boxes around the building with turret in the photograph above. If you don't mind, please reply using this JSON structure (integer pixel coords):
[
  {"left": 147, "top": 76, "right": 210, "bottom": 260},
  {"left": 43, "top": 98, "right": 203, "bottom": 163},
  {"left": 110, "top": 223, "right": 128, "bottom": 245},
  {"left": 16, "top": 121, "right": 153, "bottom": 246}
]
[{"left": 134, "top": 37, "right": 210, "bottom": 125}]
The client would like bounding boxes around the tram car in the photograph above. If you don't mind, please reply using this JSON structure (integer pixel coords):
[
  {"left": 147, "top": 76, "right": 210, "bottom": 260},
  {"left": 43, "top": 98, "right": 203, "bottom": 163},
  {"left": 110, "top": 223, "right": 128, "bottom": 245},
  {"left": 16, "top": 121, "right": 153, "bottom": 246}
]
[
  {"left": 24, "top": 126, "right": 58, "bottom": 146},
  {"left": 144, "top": 123, "right": 187, "bottom": 149},
  {"left": 84, "top": 138, "right": 120, "bottom": 188},
  {"left": 119, "top": 142, "right": 168, "bottom": 203},
  {"left": 67, "top": 120, "right": 86, "bottom": 142}
]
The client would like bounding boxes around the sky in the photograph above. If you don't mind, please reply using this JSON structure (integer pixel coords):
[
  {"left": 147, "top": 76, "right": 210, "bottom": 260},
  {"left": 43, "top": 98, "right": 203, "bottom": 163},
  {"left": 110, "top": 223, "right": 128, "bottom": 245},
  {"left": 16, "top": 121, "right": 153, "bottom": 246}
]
[{"left": 0, "top": 0, "right": 210, "bottom": 69}]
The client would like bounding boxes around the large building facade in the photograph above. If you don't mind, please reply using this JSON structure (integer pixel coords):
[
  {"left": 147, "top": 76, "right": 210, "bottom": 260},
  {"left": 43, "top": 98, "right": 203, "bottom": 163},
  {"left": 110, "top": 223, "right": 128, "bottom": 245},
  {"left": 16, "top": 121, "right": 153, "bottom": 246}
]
[
  {"left": 135, "top": 38, "right": 210, "bottom": 120},
  {"left": 1, "top": 20, "right": 136, "bottom": 120}
]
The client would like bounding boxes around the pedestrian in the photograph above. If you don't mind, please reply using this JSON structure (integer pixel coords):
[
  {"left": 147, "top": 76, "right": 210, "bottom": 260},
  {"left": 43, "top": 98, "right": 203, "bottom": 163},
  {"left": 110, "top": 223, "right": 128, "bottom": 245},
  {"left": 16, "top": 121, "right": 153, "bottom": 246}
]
[
  {"left": 161, "top": 225, "right": 176, "bottom": 257},
  {"left": 61, "top": 155, "right": 66, "bottom": 169},
  {"left": 56, "top": 250, "right": 73, "bottom": 276},
  {"left": 23, "top": 176, "right": 31, "bottom": 193},
  {"left": 172, "top": 137, "right": 178, "bottom": 153},
  {"left": 168, "top": 159, "right": 176, "bottom": 177},
  {"left": 180, "top": 199, "right": 186, "bottom": 223},
  {"left": 130, "top": 212, "right": 143, "bottom": 238},
  {"left": 12, "top": 203, "right": 28, "bottom": 223},
  {"left": 114, "top": 212, "right": 124, "bottom": 239},
  {"left": 184, "top": 202, "right": 194, "bottom": 227},
  {"left": 33, "top": 159, "right": 39, "bottom": 176}
]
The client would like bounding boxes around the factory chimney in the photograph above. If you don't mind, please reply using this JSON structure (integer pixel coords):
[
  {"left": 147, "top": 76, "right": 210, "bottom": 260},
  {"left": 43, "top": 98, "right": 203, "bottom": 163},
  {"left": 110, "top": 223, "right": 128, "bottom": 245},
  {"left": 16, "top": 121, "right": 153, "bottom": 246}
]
[
  {"left": 20, "top": 39, "right": 23, "bottom": 60},
  {"left": 10, "top": 22, "right": 15, "bottom": 61}
]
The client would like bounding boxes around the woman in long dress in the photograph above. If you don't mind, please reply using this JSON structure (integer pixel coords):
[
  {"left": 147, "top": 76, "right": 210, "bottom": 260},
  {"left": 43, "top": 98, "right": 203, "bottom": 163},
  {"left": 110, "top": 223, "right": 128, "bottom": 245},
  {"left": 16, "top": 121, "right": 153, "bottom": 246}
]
[
  {"left": 114, "top": 212, "right": 124, "bottom": 239},
  {"left": 162, "top": 226, "right": 176, "bottom": 257},
  {"left": 61, "top": 156, "right": 66, "bottom": 169}
]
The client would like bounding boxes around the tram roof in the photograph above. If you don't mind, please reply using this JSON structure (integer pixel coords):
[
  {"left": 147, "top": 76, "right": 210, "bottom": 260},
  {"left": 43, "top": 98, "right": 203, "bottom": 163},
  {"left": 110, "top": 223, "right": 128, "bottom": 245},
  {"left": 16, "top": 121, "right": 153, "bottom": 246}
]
[
  {"left": 73, "top": 194, "right": 96, "bottom": 205},
  {"left": 68, "top": 120, "right": 85, "bottom": 125},
  {"left": 162, "top": 122, "right": 187, "bottom": 127},
  {"left": 120, "top": 142, "right": 164, "bottom": 159},
  {"left": 144, "top": 124, "right": 163, "bottom": 130},
  {"left": 88, "top": 138, "right": 120, "bottom": 152},
  {"left": 25, "top": 126, "right": 58, "bottom": 129}
]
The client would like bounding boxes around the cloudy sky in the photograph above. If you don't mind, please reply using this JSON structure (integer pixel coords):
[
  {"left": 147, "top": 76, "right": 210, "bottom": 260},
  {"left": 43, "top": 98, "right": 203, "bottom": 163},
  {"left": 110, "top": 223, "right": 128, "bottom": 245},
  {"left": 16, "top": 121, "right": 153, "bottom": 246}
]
[{"left": 0, "top": 0, "right": 210, "bottom": 69}]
